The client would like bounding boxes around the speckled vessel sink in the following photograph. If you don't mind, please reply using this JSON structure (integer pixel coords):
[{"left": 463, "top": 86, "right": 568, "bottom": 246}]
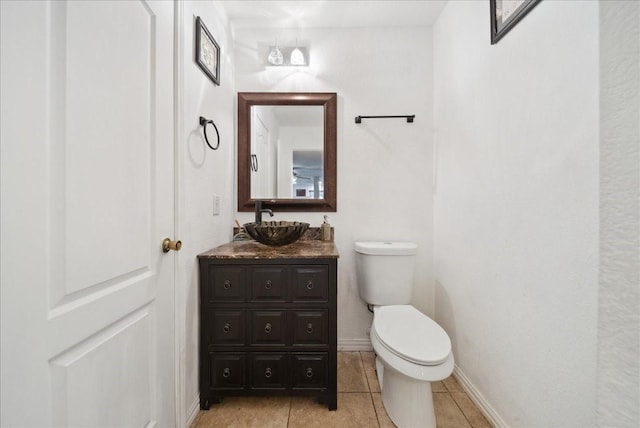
[{"left": 243, "top": 221, "right": 310, "bottom": 246}]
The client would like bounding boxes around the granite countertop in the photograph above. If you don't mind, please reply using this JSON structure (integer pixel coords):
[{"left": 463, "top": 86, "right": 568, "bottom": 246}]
[{"left": 198, "top": 239, "right": 339, "bottom": 259}]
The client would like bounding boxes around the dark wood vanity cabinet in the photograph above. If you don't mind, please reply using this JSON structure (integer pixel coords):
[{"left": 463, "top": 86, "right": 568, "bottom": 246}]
[{"left": 198, "top": 244, "right": 337, "bottom": 411}]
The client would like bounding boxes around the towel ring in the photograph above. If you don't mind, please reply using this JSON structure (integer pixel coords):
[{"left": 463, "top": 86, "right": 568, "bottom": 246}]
[{"left": 199, "top": 116, "right": 220, "bottom": 150}]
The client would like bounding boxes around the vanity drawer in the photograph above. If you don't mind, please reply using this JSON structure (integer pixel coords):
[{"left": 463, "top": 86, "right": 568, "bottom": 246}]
[
  {"left": 210, "top": 353, "right": 246, "bottom": 390},
  {"left": 212, "top": 310, "right": 245, "bottom": 345},
  {"left": 250, "top": 310, "right": 286, "bottom": 345},
  {"left": 249, "top": 267, "right": 287, "bottom": 302},
  {"left": 209, "top": 266, "right": 246, "bottom": 302},
  {"left": 291, "top": 353, "right": 327, "bottom": 389},
  {"left": 250, "top": 353, "right": 287, "bottom": 390},
  {"left": 291, "top": 266, "right": 329, "bottom": 302},
  {"left": 291, "top": 310, "right": 328, "bottom": 345}
]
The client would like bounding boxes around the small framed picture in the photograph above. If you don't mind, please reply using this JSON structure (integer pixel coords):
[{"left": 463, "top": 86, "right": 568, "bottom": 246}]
[
  {"left": 490, "top": 0, "right": 542, "bottom": 44},
  {"left": 195, "top": 16, "right": 220, "bottom": 85}
]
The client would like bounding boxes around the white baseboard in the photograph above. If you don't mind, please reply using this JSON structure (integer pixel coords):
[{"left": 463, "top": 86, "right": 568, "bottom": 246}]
[
  {"left": 453, "top": 366, "right": 509, "bottom": 428},
  {"left": 338, "top": 338, "right": 373, "bottom": 351},
  {"left": 186, "top": 394, "right": 201, "bottom": 428}
]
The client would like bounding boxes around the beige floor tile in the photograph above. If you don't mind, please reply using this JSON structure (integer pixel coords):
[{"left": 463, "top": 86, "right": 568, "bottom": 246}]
[
  {"left": 442, "top": 375, "right": 464, "bottom": 392},
  {"left": 371, "top": 392, "right": 396, "bottom": 428},
  {"left": 433, "top": 393, "right": 471, "bottom": 428},
  {"left": 338, "top": 352, "right": 369, "bottom": 392},
  {"left": 194, "top": 396, "right": 290, "bottom": 428},
  {"left": 192, "top": 355, "right": 488, "bottom": 428},
  {"left": 288, "top": 393, "right": 379, "bottom": 428},
  {"left": 360, "top": 351, "right": 381, "bottom": 393},
  {"left": 451, "top": 392, "right": 492, "bottom": 428},
  {"left": 431, "top": 381, "right": 447, "bottom": 393}
]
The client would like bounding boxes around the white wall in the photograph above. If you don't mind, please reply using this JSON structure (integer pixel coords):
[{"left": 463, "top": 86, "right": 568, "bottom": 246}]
[
  {"left": 233, "top": 26, "right": 435, "bottom": 348},
  {"left": 278, "top": 126, "right": 323, "bottom": 198},
  {"left": 597, "top": 1, "right": 640, "bottom": 426},
  {"left": 434, "top": 1, "right": 599, "bottom": 426},
  {"left": 177, "top": 1, "right": 236, "bottom": 423}
]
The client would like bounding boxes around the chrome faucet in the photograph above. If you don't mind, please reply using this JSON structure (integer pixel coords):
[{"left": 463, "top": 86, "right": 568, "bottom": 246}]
[{"left": 254, "top": 200, "right": 274, "bottom": 224}]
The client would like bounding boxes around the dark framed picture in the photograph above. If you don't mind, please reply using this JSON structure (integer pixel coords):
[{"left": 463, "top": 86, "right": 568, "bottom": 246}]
[
  {"left": 195, "top": 16, "right": 220, "bottom": 85},
  {"left": 490, "top": 0, "right": 542, "bottom": 44}
]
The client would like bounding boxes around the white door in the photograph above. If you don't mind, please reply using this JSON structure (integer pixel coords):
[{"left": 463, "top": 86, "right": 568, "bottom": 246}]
[
  {"left": 251, "top": 111, "right": 274, "bottom": 199},
  {"left": 1, "top": 1, "right": 176, "bottom": 426}
]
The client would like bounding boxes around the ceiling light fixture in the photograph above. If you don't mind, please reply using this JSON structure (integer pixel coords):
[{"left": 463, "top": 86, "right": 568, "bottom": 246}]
[{"left": 266, "top": 40, "right": 308, "bottom": 67}]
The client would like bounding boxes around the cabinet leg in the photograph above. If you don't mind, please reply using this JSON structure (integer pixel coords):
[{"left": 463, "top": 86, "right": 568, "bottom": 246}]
[
  {"left": 200, "top": 397, "right": 210, "bottom": 410},
  {"left": 328, "top": 393, "right": 337, "bottom": 411},
  {"left": 200, "top": 395, "right": 224, "bottom": 410}
]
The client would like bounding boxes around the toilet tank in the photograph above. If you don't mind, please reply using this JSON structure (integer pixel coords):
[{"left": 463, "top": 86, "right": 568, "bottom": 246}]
[{"left": 354, "top": 241, "right": 418, "bottom": 305}]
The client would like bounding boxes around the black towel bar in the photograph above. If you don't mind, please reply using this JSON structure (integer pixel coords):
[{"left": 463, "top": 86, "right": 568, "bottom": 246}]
[{"left": 355, "top": 115, "right": 415, "bottom": 124}]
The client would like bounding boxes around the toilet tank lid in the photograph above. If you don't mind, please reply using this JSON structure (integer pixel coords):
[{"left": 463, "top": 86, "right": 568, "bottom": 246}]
[{"left": 354, "top": 241, "right": 417, "bottom": 255}]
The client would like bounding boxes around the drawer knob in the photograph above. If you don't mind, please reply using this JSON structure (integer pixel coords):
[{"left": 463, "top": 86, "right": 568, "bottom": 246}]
[
  {"left": 306, "top": 368, "right": 314, "bottom": 378},
  {"left": 222, "top": 368, "right": 231, "bottom": 378},
  {"left": 306, "top": 281, "right": 314, "bottom": 290},
  {"left": 264, "top": 367, "right": 272, "bottom": 379},
  {"left": 223, "top": 280, "right": 231, "bottom": 290},
  {"left": 265, "top": 280, "right": 272, "bottom": 290},
  {"left": 264, "top": 323, "right": 272, "bottom": 334},
  {"left": 306, "top": 323, "right": 314, "bottom": 334},
  {"left": 223, "top": 323, "right": 231, "bottom": 333}
]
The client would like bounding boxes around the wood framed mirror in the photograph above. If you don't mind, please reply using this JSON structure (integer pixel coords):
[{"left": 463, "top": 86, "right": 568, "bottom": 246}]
[{"left": 237, "top": 92, "right": 337, "bottom": 212}]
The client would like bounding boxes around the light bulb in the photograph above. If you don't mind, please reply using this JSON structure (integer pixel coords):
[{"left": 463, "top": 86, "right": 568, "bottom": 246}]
[
  {"left": 268, "top": 47, "right": 283, "bottom": 65},
  {"left": 290, "top": 47, "right": 305, "bottom": 65}
]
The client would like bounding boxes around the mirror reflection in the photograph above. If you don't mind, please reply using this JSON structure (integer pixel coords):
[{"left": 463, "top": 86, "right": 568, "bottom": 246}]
[
  {"left": 237, "top": 92, "right": 337, "bottom": 212},
  {"left": 250, "top": 105, "right": 324, "bottom": 200}
]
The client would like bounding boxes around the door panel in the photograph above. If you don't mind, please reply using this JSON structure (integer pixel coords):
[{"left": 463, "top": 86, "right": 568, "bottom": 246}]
[
  {"left": 251, "top": 111, "right": 273, "bottom": 198},
  {"left": 61, "top": 0, "right": 152, "bottom": 295},
  {"left": 0, "top": 1, "right": 175, "bottom": 426},
  {"left": 50, "top": 307, "right": 152, "bottom": 427}
]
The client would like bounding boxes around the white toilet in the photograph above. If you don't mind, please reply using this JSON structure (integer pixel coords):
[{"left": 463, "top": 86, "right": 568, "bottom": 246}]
[{"left": 354, "top": 241, "right": 454, "bottom": 428}]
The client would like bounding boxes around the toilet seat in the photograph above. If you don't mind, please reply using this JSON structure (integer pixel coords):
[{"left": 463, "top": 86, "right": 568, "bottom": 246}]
[{"left": 373, "top": 305, "right": 451, "bottom": 366}]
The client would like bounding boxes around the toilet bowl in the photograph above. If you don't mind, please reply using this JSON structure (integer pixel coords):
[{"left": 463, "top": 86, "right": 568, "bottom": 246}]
[
  {"left": 354, "top": 241, "right": 454, "bottom": 428},
  {"left": 372, "top": 305, "right": 454, "bottom": 381},
  {"left": 370, "top": 305, "right": 454, "bottom": 428}
]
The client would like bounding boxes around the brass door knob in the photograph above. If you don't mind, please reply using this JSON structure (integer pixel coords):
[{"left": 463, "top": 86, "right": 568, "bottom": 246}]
[{"left": 162, "top": 238, "right": 182, "bottom": 253}]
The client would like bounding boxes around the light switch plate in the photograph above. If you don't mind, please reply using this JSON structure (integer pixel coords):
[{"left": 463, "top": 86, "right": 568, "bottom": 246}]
[{"left": 213, "top": 194, "right": 220, "bottom": 216}]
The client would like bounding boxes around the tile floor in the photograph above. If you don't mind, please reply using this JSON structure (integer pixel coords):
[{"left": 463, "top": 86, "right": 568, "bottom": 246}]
[{"left": 192, "top": 351, "right": 492, "bottom": 428}]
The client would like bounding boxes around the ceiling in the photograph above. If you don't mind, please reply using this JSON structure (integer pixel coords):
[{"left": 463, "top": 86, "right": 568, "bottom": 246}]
[{"left": 220, "top": 1, "right": 448, "bottom": 30}]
